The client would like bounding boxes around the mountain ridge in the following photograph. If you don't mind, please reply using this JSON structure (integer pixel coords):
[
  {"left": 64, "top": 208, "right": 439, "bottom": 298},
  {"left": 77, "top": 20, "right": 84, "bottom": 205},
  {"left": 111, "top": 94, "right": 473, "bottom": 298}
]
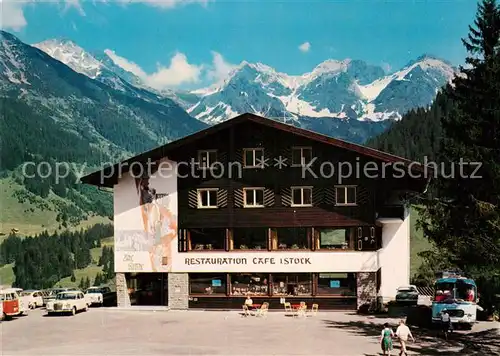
[{"left": 32, "top": 35, "right": 457, "bottom": 130}]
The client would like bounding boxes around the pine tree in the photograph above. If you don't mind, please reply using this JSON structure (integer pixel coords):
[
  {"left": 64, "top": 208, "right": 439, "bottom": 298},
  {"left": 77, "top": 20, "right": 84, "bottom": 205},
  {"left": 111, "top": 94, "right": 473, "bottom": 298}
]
[
  {"left": 78, "top": 277, "right": 85, "bottom": 290},
  {"left": 419, "top": 0, "right": 500, "bottom": 314},
  {"left": 84, "top": 276, "right": 91, "bottom": 290},
  {"left": 94, "top": 272, "right": 102, "bottom": 286}
]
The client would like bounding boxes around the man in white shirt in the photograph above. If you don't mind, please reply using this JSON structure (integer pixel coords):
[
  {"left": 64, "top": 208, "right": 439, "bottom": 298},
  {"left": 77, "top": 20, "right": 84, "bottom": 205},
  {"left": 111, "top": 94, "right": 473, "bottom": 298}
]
[
  {"left": 396, "top": 319, "right": 415, "bottom": 356},
  {"left": 441, "top": 310, "right": 453, "bottom": 334}
]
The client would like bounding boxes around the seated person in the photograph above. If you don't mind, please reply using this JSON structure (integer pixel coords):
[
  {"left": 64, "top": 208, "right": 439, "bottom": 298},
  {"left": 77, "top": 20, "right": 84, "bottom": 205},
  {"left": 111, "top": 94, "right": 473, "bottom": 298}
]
[
  {"left": 435, "top": 290, "right": 446, "bottom": 302},
  {"left": 244, "top": 295, "right": 253, "bottom": 307},
  {"left": 466, "top": 288, "right": 475, "bottom": 302}
]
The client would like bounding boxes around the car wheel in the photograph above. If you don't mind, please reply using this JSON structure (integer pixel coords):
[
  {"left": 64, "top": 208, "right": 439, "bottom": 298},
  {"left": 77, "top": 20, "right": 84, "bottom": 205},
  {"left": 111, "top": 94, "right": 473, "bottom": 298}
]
[{"left": 71, "top": 307, "right": 76, "bottom": 316}]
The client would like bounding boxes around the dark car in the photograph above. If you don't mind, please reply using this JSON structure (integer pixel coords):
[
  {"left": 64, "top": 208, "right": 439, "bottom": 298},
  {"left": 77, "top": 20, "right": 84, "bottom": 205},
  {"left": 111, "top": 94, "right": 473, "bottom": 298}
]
[{"left": 395, "top": 285, "right": 419, "bottom": 305}]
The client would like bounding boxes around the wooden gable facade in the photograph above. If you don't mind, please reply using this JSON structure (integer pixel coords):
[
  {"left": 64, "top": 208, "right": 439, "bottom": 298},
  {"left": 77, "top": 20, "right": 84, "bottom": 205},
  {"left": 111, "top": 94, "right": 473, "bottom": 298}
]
[{"left": 82, "top": 113, "right": 428, "bottom": 231}]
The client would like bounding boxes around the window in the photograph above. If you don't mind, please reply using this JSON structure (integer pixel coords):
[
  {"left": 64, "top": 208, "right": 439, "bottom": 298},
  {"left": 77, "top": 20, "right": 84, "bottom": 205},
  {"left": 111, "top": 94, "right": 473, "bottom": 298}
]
[
  {"left": 317, "top": 228, "right": 351, "bottom": 250},
  {"left": 291, "top": 186, "right": 312, "bottom": 207},
  {"left": 232, "top": 228, "right": 268, "bottom": 250},
  {"left": 317, "top": 273, "right": 357, "bottom": 296},
  {"left": 335, "top": 186, "right": 356, "bottom": 205},
  {"left": 291, "top": 147, "right": 313, "bottom": 166},
  {"left": 275, "top": 227, "right": 308, "bottom": 250},
  {"left": 231, "top": 274, "right": 269, "bottom": 296},
  {"left": 197, "top": 188, "right": 218, "bottom": 208},
  {"left": 272, "top": 274, "right": 312, "bottom": 296},
  {"left": 188, "top": 228, "right": 226, "bottom": 251},
  {"left": 243, "top": 148, "right": 264, "bottom": 168},
  {"left": 189, "top": 273, "right": 227, "bottom": 295},
  {"left": 243, "top": 187, "right": 265, "bottom": 207},
  {"left": 197, "top": 150, "right": 217, "bottom": 169}
]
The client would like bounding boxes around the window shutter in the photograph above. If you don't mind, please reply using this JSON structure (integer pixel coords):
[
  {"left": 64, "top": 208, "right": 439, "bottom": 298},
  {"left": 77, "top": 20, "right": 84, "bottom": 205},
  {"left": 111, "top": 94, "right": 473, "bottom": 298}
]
[
  {"left": 217, "top": 189, "right": 228, "bottom": 208},
  {"left": 357, "top": 186, "right": 369, "bottom": 205},
  {"left": 235, "top": 149, "right": 244, "bottom": 166},
  {"left": 234, "top": 188, "right": 244, "bottom": 207},
  {"left": 282, "top": 147, "right": 292, "bottom": 165},
  {"left": 324, "top": 187, "right": 336, "bottom": 205},
  {"left": 281, "top": 187, "right": 292, "bottom": 206},
  {"left": 218, "top": 151, "right": 228, "bottom": 165},
  {"left": 312, "top": 187, "right": 323, "bottom": 206},
  {"left": 188, "top": 190, "right": 198, "bottom": 208},
  {"left": 263, "top": 188, "right": 275, "bottom": 206}
]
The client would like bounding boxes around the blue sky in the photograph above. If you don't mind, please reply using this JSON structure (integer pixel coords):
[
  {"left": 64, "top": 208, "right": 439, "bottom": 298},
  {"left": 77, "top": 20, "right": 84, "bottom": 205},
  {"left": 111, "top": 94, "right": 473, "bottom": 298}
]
[{"left": 2, "top": 0, "right": 479, "bottom": 89}]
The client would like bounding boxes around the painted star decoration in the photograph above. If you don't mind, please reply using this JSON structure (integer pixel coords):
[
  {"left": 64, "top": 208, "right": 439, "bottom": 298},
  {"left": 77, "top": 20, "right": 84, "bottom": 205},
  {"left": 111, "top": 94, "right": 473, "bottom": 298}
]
[
  {"left": 274, "top": 156, "right": 288, "bottom": 169},
  {"left": 255, "top": 156, "right": 270, "bottom": 168}
]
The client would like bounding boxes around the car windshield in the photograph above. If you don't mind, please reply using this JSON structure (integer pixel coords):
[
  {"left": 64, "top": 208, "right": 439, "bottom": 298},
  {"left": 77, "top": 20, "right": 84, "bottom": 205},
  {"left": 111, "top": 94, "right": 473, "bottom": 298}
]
[
  {"left": 21, "top": 292, "right": 32, "bottom": 296},
  {"left": 56, "top": 293, "right": 77, "bottom": 300},
  {"left": 398, "top": 288, "right": 415, "bottom": 292},
  {"left": 86, "top": 289, "right": 101, "bottom": 294}
]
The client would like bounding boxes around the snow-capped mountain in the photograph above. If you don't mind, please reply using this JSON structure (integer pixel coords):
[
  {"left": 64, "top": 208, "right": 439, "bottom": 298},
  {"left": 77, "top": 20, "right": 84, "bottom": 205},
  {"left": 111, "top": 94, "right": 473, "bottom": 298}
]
[
  {"left": 1, "top": 31, "right": 206, "bottom": 159},
  {"left": 33, "top": 39, "right": 199, "bottom": 110},
  {"left": 189, "top": 56, "right": 457, "bottom": 125},
  {"left": 32, "top": 34, "right": 457, "bottom": 144}
]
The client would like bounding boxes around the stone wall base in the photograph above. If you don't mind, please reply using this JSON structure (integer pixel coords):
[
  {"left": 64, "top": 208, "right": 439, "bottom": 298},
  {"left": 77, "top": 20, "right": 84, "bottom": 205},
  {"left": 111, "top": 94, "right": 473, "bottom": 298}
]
[
  {"left": 168, "top": 273, "right": 189, "bottom": 309},
  {"left": 357, "top": 272, "right": 377, "bottom": 310},
  {"left": 115, "top": 272, "right": 131, "bottom": 308}
]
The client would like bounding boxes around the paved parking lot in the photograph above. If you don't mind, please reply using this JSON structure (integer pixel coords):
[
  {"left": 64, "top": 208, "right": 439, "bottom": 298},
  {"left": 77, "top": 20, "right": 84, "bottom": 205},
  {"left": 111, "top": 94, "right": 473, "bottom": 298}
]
[{"left": 1, "top": 308, "right": 499, "bottom": 355}]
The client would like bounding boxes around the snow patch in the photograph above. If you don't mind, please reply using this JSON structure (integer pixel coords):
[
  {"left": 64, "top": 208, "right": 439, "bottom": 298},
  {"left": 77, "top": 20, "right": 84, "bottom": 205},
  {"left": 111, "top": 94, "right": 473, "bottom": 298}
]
[{"left": 33, "top": 39, "right": 103, "bottom": 79}]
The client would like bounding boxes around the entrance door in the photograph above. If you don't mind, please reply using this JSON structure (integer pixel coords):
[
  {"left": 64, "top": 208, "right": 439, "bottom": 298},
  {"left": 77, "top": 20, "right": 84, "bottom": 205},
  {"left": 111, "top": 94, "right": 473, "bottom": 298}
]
[{"left": 126, "top": 273, "right": 168, "bottom": 306}]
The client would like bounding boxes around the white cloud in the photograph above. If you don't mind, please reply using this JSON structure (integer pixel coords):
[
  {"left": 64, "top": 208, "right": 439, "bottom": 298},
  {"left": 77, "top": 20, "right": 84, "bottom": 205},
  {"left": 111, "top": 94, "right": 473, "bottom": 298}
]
[
  {"left": 104, "top": 49, "right": 203, "bottom": 89},
  {"left": 0, "top": 0, "right": 209, "bottom": 31},
  {"left": 0, "top": 0, "right": 27, "bottom": 31},
  {"left": 298, "top": 42, "right": 311, "bottom": 53},
  {"left": 206, "top": 51, "right": 237, "bottom": 83},
  {"left": 123, "top": 0, "right": 210, "bottom": 9},
  {"left": 0, "top": 0, "right": 85, "bottom": 31}
]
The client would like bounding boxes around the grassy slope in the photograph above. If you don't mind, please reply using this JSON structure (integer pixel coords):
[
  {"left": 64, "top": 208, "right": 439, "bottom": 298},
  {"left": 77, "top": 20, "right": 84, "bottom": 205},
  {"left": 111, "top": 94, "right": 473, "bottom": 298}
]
[
  {"left": 0, "top": 178, "right": 111, "bottom": 239},
  {"left": 0, "top": 264, "right": 14, "bottom": 286},
  {"left": 0, "top": 175, "right": 113, "bottom": 287}
]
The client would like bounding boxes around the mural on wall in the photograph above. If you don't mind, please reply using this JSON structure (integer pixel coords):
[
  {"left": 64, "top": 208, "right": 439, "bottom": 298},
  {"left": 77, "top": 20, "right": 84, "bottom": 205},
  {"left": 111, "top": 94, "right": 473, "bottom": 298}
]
[{"left": 114, "top": 160, "right": 178, "bottom": 272}]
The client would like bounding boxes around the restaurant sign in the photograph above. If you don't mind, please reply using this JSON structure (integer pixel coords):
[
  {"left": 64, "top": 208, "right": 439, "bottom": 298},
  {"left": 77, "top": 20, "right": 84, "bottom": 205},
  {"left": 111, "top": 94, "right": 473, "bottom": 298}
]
[{"left": 170, "top": 251, "right": 378, "bottom": 273}]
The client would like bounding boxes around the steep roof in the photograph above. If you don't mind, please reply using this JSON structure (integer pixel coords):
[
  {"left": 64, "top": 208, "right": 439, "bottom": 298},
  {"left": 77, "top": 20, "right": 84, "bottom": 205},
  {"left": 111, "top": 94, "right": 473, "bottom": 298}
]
[{"left": 80, "top": 112, "right": 428, "bottom": 188}]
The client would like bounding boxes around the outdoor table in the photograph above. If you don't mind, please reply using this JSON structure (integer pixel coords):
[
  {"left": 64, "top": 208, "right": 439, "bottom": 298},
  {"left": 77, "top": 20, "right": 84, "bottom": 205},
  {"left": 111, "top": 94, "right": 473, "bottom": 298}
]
[
  {"left": 291, "top": 304, "right": 301, "bottom": 309},
  {"left": 252, "top": 304, "right": 262, "bottom": 309}
]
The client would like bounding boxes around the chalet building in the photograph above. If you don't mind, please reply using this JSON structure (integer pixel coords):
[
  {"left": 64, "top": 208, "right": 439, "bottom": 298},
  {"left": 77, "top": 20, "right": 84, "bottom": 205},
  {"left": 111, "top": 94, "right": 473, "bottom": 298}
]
[{"left": 81, "top": 113, "right": 429, "bottom": 310}]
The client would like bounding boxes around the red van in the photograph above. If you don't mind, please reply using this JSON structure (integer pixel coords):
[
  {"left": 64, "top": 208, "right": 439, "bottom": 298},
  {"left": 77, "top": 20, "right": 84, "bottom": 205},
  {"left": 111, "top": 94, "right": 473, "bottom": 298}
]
[{"left": 1, "top": 289, "right": 21, "bottom": 320}]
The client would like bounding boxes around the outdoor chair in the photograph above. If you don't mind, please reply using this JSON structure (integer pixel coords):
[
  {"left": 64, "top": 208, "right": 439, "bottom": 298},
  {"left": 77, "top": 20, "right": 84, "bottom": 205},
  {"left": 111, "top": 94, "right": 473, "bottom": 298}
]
[
  {"left": 256, "top": 302, "right": 269, "bottom": 318},
  {"left": 307, "top": 303, "right": 319, "bottom": 317},
  {"left": 242, "top": 304, "right": 253, "bottom": 317},
  {"left": 293, "top": 302, "right": 307, "bottom": 318},
  {"left": 283, "top": 302, "right": 292, "bottom": 315}
]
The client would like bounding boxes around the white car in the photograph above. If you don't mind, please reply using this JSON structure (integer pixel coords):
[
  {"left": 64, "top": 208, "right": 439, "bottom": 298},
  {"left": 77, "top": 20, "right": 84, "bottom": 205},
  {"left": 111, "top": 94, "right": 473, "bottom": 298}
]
[
  {"left": 46, "top": 291, "right": 88, "bottom": 316},
  {"left": 21, "top": 290, "right": 44, "bottom": 309},
  {"left": 85, "top": 287, "right": 111, "bottom": 307}
]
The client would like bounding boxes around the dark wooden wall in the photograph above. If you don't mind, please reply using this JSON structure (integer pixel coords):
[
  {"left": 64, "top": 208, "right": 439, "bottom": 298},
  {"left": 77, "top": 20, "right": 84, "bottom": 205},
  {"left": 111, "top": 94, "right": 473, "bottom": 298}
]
[{"left": 168, "top": 121, "right": 412, "bottom": 229}]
